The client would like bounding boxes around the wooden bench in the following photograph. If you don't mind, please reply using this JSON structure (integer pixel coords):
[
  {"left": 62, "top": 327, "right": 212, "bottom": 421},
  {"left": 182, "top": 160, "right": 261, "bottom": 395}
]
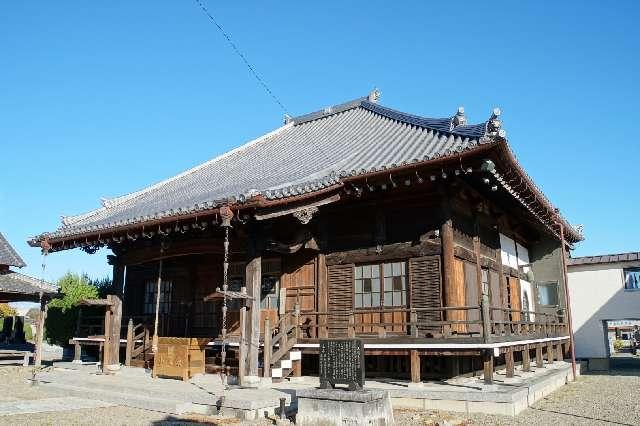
[{"left": 0, "top": 349, "right": 32, "bottom": 366}]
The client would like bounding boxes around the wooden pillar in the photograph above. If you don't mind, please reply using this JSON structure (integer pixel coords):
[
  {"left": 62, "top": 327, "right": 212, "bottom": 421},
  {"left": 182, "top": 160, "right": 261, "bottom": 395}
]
[
  {"left": 546, "top": 341, "right": 554, "bottom": 363},
  {"left": 125, "top": 318, "right": 134, "bottom": 366},
  {"left": 536, "top": 343, "right": 543, "bottom": 368},
  {"left": 238, "top": 304, "right": 247, "bottom": 385},
  {"left": 293, "top": 359, "right": 302, "bottom": 377},
  {"left": 34, "top": 296, "right": 47, "bottom": 368},
  {"left": 505, "top": 347, "right": 515, "bottom": 378},
  {"left": 110, "top": 258, "right": 126, "bottom": 299},
  {"left": 483, "top": 349, "right": 494, "bottom": 384},
  {"left": 556, "top": 343, "right": 563, "bottom": 361},
  {"left": 522, "top": 344, "right": 530, "bottom": 372},
  {"left": 152, "top": 257, "right": 164, "bottom": 353},
  {"left": 262, "top": 317, "right": 271, "bottom": 378},
  {"left": 73, "top": 342, "right": 82, "bottom": 363},
  {"left": 441, "top": 218, "right": 455, "bottom": 307},
  {"left": 317, "top": 253, "right": 328, "bottom": 339},
  {"left": 410, "top": 350, "right": 421, "bottom": 383},
  {"left": 104, "top": 295, "right": 122, "bottom": 370},
  {"left": 244, "top": 226, "right": 262, "bottom": 378}
]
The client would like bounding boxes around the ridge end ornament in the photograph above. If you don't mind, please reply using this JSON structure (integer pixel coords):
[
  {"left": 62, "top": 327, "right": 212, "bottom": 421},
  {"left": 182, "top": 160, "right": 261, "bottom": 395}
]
[{"left": 293, "top": 206, "right": 319, "bottom": 224}]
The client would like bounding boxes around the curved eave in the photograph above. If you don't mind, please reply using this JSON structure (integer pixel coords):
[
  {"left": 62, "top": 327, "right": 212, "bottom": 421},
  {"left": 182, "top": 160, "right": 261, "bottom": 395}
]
[
  {"left": 493, "top": 141, "right": 583, "bottom": 244},
  {"left": 29, "top": 141, "right": 500, "bottom": 251}
]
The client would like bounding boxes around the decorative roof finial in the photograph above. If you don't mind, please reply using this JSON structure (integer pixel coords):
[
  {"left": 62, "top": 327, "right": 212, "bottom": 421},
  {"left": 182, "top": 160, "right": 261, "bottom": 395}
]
[
  {"left": 452, "top": 106, "right": 467, "bottom": 128},
  {"left": 368, "top": 88, "right": 381, "bottom": 103},
  {"left": 283, "top": 114, "right": 293, "bottom": 125},
  {"left": 486, "top": 107, "right": 506, "bottom": 138}
]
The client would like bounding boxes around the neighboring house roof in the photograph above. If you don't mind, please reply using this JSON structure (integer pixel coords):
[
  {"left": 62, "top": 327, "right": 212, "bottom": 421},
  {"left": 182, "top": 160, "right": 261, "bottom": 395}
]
[
  {"left": 29, "top": 92, "right": 582, "bottom": 247},
  {"left": 0, "top": 270, "right": 56, "bottom": 299},
  {"left": 568, "top": 252, "right": 640, "bottom": 267},
  {"left": 0, "top": 232, "right": 26, "bottom": 268}
]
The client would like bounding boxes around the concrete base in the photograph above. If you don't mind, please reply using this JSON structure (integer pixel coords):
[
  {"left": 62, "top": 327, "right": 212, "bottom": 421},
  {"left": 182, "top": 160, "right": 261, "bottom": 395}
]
[
  {"left": 587, "top": 358, "right": 610, "bottom": 371},
  {"left": 296, "top": 388, "right": 394, "bottom": 426},
  {"left": 391, "top": 362, "right": 580, "bottom": 417}
]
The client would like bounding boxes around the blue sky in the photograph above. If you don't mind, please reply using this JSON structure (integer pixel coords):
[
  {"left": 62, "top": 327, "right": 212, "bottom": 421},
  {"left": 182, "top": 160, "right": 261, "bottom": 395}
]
[{"left": 1, "top": 1, "right": 639, "bottom": 284}]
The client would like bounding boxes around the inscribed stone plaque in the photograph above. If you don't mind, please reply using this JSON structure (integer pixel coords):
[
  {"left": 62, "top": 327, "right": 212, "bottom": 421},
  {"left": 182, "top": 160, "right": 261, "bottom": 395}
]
[{"left": 319, "top": 338, "right": 365, "bottom": 390}]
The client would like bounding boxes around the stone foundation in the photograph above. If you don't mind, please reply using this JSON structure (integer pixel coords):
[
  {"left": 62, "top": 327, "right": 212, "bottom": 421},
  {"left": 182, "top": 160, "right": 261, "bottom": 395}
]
[{"left": 296, "top": 388, "right": 394, "bottom": 425}]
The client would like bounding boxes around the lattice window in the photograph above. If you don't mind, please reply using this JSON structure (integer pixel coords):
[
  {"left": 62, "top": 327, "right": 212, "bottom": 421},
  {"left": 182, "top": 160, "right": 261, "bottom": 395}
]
[
  {"left": 143, "top": 279, "right": 172, "bottom": 314},
  {"left": 354, "top": 262, "right": 407, "bottom": 308}
]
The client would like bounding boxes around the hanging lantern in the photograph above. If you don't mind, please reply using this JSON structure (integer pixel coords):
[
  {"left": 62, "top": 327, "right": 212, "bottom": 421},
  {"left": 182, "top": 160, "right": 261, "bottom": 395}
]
[{"left": 219, "top": 205, "right": 234, "bottom": 228}]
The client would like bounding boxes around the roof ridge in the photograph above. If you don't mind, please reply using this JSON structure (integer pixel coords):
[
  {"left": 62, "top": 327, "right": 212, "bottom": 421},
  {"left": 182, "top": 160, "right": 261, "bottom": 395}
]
[
  {"left": 60, "top": 122, "right": 294, "bottom": 228},
  {"left": 0, "top": 232, "right": 26, "bottom": 268},
  {"left": 571, "top": 251, "right": 640, "bottom": 260}
]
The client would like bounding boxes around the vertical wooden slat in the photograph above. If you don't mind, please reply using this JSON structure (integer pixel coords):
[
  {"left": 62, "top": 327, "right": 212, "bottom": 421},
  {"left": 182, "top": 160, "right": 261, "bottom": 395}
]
[
  {"left": 327, "top": 264, "right": 354, "bottom": 336},
  {"left": 409, "top": 256, "right": 442, "bottom": 334}
]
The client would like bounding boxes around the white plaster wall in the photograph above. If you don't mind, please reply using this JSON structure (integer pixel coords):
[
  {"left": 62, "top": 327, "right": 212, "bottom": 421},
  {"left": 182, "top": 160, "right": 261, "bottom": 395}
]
[{"left": 568, "top": 262, "right": 640, "bottom": 358}]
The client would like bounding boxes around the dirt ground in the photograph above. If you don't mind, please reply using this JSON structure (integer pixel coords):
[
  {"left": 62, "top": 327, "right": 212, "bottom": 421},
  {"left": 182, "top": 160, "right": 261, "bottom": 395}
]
[{"left": 0, "top": 367, "right": 638, "bottom": 425}]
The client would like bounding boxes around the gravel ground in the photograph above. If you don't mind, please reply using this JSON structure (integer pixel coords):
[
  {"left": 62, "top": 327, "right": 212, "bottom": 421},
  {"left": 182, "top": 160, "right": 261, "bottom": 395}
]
[
  {"left": 1, "top": 367, "right": 639, "bottom": 425},
  {"left": 395, "top": 369, "right": 640, "bottom": 426}
]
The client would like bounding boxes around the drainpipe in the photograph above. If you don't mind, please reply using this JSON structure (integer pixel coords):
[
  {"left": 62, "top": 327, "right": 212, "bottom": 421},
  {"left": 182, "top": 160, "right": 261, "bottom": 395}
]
[{"left": 558, "top": 220, "right": 577, "bottom": 379}]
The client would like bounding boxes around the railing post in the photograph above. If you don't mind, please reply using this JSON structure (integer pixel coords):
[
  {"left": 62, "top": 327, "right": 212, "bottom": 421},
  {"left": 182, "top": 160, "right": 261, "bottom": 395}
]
[
  {"left": 410, "top": 309, "right": 418, "bottom": 338},
  {"left": 125, "top": 318, "right": 133, "bottom": 367},
  {"left": 294, "top": 304, "right": 300, "bottom": 340},
  {"left": 481, "top": 296, "right": 492, "bottom": 343}
]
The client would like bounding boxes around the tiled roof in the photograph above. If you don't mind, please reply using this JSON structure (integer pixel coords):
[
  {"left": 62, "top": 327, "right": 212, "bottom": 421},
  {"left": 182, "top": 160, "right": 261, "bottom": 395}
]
[
  {"left": 568, "top": 252, "right": 640, "bottom": 266},
  {"left": 0, "top": 270, "right": 57, "bottom": 298},
  {"left": 33, "top": 95, "right": 504, "bottom": 242},
  {"left": 0, "top": 232, "right": 26, "bottom": 268}
]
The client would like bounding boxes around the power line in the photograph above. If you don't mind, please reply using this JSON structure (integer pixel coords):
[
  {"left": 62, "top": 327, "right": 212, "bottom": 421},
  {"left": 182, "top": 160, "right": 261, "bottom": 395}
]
[{"left": 193, "top": 0, "right": 289, "bottom": 114}]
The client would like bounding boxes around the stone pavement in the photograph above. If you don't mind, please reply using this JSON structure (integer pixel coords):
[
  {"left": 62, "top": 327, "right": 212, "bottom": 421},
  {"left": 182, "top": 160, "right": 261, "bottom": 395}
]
[{"left": 0, "top": 396, "right": 114, "bottom": 416}]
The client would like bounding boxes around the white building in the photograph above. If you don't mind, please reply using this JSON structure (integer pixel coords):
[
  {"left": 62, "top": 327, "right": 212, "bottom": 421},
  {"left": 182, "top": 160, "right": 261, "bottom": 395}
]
[{"left": 567, "top": 252, "right": 640, "bottom": 370}]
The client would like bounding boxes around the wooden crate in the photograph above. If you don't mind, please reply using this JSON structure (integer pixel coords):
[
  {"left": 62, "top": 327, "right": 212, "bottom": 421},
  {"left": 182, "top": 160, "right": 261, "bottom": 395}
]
[{"left": 152, "top": 337, "right": 209, "bottom": 381}]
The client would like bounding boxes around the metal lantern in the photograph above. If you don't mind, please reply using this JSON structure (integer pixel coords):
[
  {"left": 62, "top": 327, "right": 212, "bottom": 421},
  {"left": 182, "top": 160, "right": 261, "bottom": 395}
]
[{"left": 219, "top": 205, "right": 234, "bottom": 228}]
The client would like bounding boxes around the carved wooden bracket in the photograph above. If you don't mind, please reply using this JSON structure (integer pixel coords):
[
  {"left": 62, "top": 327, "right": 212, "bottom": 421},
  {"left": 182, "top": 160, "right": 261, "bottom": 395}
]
[{"left": 292, "top": 206, "right": 318, "bottom": 225}]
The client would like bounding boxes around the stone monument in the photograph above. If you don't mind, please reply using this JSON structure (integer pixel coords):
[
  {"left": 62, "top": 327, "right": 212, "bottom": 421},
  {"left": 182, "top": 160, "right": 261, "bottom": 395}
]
[{"left": 296, "top": 338, "right": 394, "bottom": 425}]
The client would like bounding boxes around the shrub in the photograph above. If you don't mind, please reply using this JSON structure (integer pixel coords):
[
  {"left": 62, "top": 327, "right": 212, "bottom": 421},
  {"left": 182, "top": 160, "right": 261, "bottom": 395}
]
[
  {"left": 45, "top": 272, "right": 100, "bottom": 345},
  {"left": 613, "top": 339, "right": 625, "bottom": 352}
]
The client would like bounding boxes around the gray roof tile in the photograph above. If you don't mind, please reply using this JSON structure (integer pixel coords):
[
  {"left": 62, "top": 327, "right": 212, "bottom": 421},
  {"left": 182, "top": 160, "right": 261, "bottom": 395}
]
[
  {"left": 0, "top": 233, "right": 26, "bottom": 268},
  {"left": 0, "top": 270, "right": 56, "bottom": 297},
  {"left": 35, "top": 96, "right": 499, "bottom": 241}
]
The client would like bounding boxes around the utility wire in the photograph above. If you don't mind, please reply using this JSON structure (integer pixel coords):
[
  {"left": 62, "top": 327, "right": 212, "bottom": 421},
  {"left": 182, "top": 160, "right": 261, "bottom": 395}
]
[{"left": 193, "top": 0, "right": 289, "bottom": 114}]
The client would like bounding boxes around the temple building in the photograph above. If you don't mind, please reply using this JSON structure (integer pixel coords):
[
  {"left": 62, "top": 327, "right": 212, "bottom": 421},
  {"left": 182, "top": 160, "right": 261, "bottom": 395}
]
[{"left": 29, "top": 91, "right": 581, "bottom": 383}]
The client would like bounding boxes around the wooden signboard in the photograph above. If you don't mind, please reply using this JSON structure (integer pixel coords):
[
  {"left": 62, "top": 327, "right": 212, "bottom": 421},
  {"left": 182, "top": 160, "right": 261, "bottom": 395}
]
[
  {"left": 319, "top": 338, "right": 365, "bottom": 390},
  {"left": 152, "top": 337, "right": 209, "bottom": 381}
]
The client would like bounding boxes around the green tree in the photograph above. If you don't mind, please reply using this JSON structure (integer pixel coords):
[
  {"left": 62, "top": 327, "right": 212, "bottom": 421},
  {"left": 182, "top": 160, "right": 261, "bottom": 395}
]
[
  {"left": 46, "top": 272, "right": 100, "bottom": 345},
  {"left": 0, "top": 303, "right": 17, "bottom": 318}
]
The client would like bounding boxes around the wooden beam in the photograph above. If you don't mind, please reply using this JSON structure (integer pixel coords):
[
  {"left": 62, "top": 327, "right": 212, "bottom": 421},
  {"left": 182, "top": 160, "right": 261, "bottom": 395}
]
[
  {"left": 325, "top": 239, "right": 441, "bottom": 266},
  {"left": 104, "top": 295, "right": 122, "bottom": 370},
  {"left": 546, "top": 341, "right": 554, "bottom": 363},
  {"left": 410, "top": 350, "right": 421, "bottom": 383}
]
